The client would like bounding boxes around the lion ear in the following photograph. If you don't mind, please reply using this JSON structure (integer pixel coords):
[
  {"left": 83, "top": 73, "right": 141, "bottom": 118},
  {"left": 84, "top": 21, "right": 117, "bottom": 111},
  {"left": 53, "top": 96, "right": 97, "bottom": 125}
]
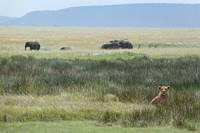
[
  {"left": 167, "top": 86, "right": 170, "bottom": 89},
  {"left": 159, "top": 86, "right": 162, "bottom": 90}
]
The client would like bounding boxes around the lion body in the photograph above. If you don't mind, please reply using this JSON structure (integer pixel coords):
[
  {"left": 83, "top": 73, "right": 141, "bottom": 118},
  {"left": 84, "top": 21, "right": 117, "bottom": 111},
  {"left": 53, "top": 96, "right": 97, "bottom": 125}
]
[
  {"left": 150, "top": 86, "right": 170, "bottom": 106},
  {"left": 150, "top": 94, "right": 168, "bottom": 106}
]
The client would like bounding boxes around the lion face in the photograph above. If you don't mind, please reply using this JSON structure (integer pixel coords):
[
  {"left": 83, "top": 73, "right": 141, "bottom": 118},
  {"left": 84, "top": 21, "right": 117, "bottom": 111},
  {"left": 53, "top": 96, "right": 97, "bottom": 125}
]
[{"left": 159, "top": 86, "right": 170, "bottom": 96}]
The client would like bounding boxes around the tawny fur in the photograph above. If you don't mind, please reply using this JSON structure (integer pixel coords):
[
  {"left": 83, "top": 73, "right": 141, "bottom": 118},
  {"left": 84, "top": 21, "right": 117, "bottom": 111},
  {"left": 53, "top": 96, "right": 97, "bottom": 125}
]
[{"left": 150, "top": 86, "right": 170, "bottom": 106}]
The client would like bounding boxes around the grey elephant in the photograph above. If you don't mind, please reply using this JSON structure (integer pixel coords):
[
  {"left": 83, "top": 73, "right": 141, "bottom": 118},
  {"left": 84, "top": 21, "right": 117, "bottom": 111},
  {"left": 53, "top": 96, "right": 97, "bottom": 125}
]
[
  {"left": 25, "top": 41, "right": 40, "bottom": 51},
  {"left": 101, "top": 40, "right": 133, "bottom": 49}
]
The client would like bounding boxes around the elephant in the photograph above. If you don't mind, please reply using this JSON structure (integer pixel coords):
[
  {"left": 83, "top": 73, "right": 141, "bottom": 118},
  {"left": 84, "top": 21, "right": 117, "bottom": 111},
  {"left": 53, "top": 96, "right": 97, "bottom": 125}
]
[
  {"left": 101, "top": 40, "right": 133, "bottom": 49},
  {"left": 101, "top": 42, "right": 120, "bottom": 49},
  {"left": 25, "top": 41, "right": 40, "bottom": 51},
  {"left": 118, "top": 40, "right": 133, "bottom": 49}
]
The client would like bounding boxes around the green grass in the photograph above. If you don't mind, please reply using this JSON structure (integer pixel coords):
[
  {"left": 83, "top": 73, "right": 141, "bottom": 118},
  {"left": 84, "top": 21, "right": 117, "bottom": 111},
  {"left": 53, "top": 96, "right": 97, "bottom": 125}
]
[
  {"left": 0, "top": 27, "right": 200, "bottom": 131},
  {"left": 0, "top": 56, "right": 199, "bottom": 127},
  {"left": 0, "top": 121, "right": 199, "bottom": 133},
  {"left": 0, "top": 93, "right": 154, "bottom": 122},
  {"left": 0, "top": 56, "right": 200, "bottom": 95},
  {"left": 0, "top": 91, "right": 199, "bottom": 128}
]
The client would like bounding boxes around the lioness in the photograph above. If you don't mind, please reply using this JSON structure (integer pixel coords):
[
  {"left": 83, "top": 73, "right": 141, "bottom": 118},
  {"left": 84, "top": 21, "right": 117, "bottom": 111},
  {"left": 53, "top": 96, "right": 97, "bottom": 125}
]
[{"left": 150, "top": 86, "right": 170, "bottom": 106}]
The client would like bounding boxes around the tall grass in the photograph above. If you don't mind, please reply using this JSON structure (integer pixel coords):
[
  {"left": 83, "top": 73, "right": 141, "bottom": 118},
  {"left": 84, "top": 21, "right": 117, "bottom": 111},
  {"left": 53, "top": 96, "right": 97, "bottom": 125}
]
[
  {"left": 0, "top": 56, "right": 199, "bottom": 128},
  {"left": 0, "top": 55, "right": 199, "bottom": 96}
]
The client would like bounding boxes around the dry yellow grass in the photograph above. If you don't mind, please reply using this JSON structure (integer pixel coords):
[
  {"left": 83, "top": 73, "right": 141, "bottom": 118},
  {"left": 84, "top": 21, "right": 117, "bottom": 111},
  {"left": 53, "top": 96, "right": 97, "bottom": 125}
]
[
  {"left": 0, "top": 26, "right": 200, "bottom": 59},
  {"left": 0, "top": 93, "right": 152, "bottom": 112}
]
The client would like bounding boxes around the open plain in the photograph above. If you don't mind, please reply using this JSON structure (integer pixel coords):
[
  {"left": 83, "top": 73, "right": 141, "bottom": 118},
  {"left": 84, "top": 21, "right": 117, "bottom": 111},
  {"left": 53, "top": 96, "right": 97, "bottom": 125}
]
[{"left": 0, "top": 26, "right": 200, "bottom": 133}]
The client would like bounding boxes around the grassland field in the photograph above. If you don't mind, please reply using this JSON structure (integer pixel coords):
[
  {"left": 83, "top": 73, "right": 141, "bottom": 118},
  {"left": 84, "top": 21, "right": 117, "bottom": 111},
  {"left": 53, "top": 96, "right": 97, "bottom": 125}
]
[
  {"left": 0, "top": 26, "right": 200, "bottom": 58},
  {"left": 0, "top": 26, "right": 200, "bottom": 133}
]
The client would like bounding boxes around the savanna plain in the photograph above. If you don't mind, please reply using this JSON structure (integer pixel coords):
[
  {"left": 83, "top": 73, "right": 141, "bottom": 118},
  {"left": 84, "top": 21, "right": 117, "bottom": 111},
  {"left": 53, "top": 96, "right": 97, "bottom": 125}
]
[{"left": 0, "top": 26, "right": 200, "bottom": 133}]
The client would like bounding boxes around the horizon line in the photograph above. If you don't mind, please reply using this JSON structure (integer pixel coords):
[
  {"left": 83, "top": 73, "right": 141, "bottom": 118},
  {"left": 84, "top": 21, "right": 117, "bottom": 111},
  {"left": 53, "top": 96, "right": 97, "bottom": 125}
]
[{"left": 2, "top": 2, "right": 200, "bottom": 18}]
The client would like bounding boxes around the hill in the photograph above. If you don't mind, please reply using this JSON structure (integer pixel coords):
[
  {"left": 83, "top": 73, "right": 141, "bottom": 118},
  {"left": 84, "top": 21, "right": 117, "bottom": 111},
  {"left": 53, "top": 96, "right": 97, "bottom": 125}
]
[
  {"left": 2, "top": 4, "right": 200, "bottom": 27},
  {"left": 0, "top": 16, "right": 17, "bottom": 24}
]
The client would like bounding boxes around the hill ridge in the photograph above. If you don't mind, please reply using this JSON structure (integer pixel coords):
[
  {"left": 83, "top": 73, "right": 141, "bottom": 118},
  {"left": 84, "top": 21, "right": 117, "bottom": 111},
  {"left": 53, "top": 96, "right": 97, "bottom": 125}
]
[{"left": 2, "top": 3, "right": 200, "bottom": 27}]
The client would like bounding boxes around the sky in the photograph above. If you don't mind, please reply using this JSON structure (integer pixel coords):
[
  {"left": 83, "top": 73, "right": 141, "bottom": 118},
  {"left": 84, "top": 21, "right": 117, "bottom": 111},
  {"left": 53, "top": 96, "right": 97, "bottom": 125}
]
[{"left": 1, "top": 0, "right": 200, "bottom": 17}]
